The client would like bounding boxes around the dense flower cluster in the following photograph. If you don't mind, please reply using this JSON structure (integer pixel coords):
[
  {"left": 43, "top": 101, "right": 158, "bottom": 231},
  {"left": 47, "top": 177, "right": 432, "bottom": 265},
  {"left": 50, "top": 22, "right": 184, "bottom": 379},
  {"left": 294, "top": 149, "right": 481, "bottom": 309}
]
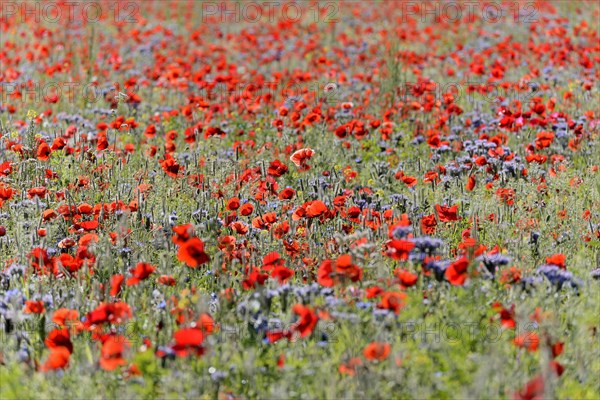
[{"left": 0, "top": 1, "right": 598, "bottom": 398}]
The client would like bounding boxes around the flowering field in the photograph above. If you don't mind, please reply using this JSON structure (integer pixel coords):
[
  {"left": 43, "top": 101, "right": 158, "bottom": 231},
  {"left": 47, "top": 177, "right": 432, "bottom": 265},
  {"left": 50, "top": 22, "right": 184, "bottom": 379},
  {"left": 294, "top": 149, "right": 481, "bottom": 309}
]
[{"left": 0, "top": 1, "right": 599, "bottom": 398}]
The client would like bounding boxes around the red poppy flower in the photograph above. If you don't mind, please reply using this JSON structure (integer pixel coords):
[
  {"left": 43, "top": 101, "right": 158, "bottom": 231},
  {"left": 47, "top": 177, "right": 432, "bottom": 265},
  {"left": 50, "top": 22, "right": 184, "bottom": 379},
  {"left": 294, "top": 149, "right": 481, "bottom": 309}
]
[
  {"left": 172, "top": 224, "right": 194, "bottom": 245},
  {"left": 445, "top": 257, "right": 470, "bottom": 286},
  {"left": 226, "top": 197, "right": 240, "bottom": 210},
  {"left": 110, "top": 274, "right": 124, "bottom": 297},
  {"left": 386, "top": 240, "right": 415, "bottom": 261},
  {"left": 535, "top": 131, "right": 554, "bottom": 149},
  {"left": 513, "top": 375, "right": 544, "bottom": 400},
  {"left": 79, "top": 220, "right": 99, "bottom": 231},
  {"left": 45, "top": 328, "right": 73, "bottom": 354},
  {"left": 496, "top": 188, "right": 516, "bottom": 205},
  {"left": 271, "top": 265, "right": 294, "bottom": 283},
  {"left": 366, "top": 286, "right": 384, "bottom": 299},
  {"left": 549, "top": 360, "right": 565, "bottom": 377},
  {"left": 514, "top": 332, "right": 539, "bottom": 352},
  {"left": 378, "top": 292, "right": 407, "bottom": 314},
  {"left": 339, "top": 357, "right": 363, "bottom": 376},
  {"left": 334, "top": 254, "right": 363, "bottom": 282},
  {"left": 172, "top": 328, "right": 204, "bottom": 357},
  {"left": 52, "top": 308, "right": 79, "bottom": 327},
  {"left": 264, "top": 213, "right": 278, "bottom": 224},
  {"left": 42, "top": 346, "right": 71, "bottom": 371},
  {"left": 0, "top": 162, "right": 12, "bottom": 177},
  {"left": 291, "top": 304, "right": 318, "bottom": 338},
  {"left": 435, "top": 204, "right": 460, "bottom": 222},
  {"left": 317, "top": 255, "right": 363, "bottom": 287},
  {"left": 273, "top": 221, "right": 290, "bottom": 239},
  {"left": 24, "top": 300, "right": 46, "bottom": 314},
  {"left": 290, "top": 148, "right": 315, "bottom": 171},
  {"left": 396, "top": 172, "right": 418, "bottom": 187},
  {"left": 56, "top": 253, "right": 83, "bottom": 273},
  {"left": 493, "top": 303, "right": 516, "bottom": 329},
  {"left": 0, "top": 185, "right": 15, "bottom": 202},
  {"left": 159, "top": 153, "right": 183, "bottom": 178},
  {"left": 266, "top": 330, "right": 292, "bottom": 343},
  {"left": 126, "top": 262, "right": 156, "bottom": 286},
  {"left": 100, "top": 336, "right": 129, "bottom": 371},
  {"left": 263, "top": 251, "right": 285, "bottom": 270},
  {"left": 28, "top": 247, "right": 53, "bottom": 274},
  {"left": 144, "top": 124, "right": 157, "bottom": 138},
  {"left": 77, "top": 203, "right": 94, "bottom": 214},
  {"left": 545, "top": 253, "right": 566, "bottom": 269},
  {"left": 394, "top": 268, "right": 418, "bottom": 287},
  {"left": 421, "top": 214, "right": 437, "bottom": 234},
  {"left": 466, "top": 175, "right": 476, "bottom": 191},
  {"left": 500, "top": 267, "right": 522, "bottom": 284},
  {"left": 243, "top": 268, "right": 269, "bottom": 290},
  {"left": 267, "top": 159, "right": 289, "bottom": 177},
  {"left": 85, "top": 302, "right": 132, "bottom": 327},
  {"left": 28, "top": 187, "right": 47, "bottom": 199},
  {"left": 305, "top": 200, "right": 328, "bottom": 218},
  {"left": 197, "top": 313, "right": 215, "bottom": 335},
  {"left": 317, "top": 260, "right": 334, "bottom": 287},
  {"left": 37, "top": 142, "right": 52, "bottom": 161},
  {"left": 363, "top": 342, "right": 391, "bottom": 361},
  {"left": 239, "top": 203, "right": 254, "bottom": 216},
  {"left": 278, "top": 188, "right": 296, "bottom": 200},
  {"left": 158, "top": 275, "right": 177, "bottom": 286},
  {"left": 177, "top": 237, "right": 210, "bottom": 268}
]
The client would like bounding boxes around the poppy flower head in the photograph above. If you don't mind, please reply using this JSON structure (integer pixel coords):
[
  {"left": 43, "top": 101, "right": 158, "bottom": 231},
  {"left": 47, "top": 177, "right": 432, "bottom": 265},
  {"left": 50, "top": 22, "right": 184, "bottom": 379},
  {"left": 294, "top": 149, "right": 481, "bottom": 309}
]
[
  {"left": 386, "top": 240, "right": 415, "bottom": 261},
  {"left": 172, "top": 224, "right": 194, "bottom": 245},
  {"left": 290, "top": 148, "right": 315, "bottom": 171},
  {"left": 24, "top": 300, "right": 46, "bottom": 314},
  {"left": 421, "top": 214, "right": 437, "bottom": 234},
  {"left": 226, "top": 197, "right": 240, "bottom": 210},
  {"left": 271, "top": 265, "right": 294, "bottom": 283},
  {"left": 394, "top": 268, "right": 419, "bottom": 287},
  {"left": 267, "top": 159, "right": 289, "bottom": 177},
  {"left": 363, "top": 342, "right": 391, "bottom": 361},
  {"left": 545, "top": 253, "right": 566, "bottom": 269},
  {"left": 99, "top": 336, "right": 130, "bottom": 371},
  {"left": 239, "top": 202, "right": 254, "bottom": 216},
  {"left": 278, "top": 187, "right": 296, "bottom": 200},
  {"left": 177, "top": 237, "right": 210, "bottom": 268},
  {"left": 513, "top": 375, "right": 544, "bottom": 400},
  {"left": 334, "top": 254, "right": 363, "bottom": 282},
  {"left": 110, "top": 274, "right": 124, "bottom": 297},
  {"left": 37, "top": 142, "right": 52, "bottom": 161},
  {"left": 435, "top": 204, "right": 460, "bottom": 222},
  {"left": 291, "top": 304, "right": 318, "bottom": 338},
  {"left": 172, "top": 328, "right": 205, "bottom": 357},
  {"left": 445, "top": 257, "right": 470, "bottom": 286},
  {"left": 263, "top": 251, "right": 285, "bottom": 270},
  {"left": 513, "top": 332, "right": 540, "bottom": 352},
  {"left": 378, "top": 291, "right": 407, "bottom": 314},
  {"left": 339, "top": 357, "right": 363, "bottom": 376},
  {"left": 317, "top": 260, "right": 334, "bottom": 287},
  {"left": 126, "top": 262, "right": 156, "bottom": 286},
  {"left": 52, "top": 308, "right": 79, "bottom": 327},
  {"left": 42, "top": 346, "right": 71, "bottom": 371},
  {"left": 159, "top": 154, "right": 184, "bottom": 178},
  {"left": 84, "top": 302, "right": 132, "bottom": 328},
  {"left": 305, "top": 200, "right": 328, "bottom": 218},
  {"left": 158, "top": 275, "right": 177, "bottom": 286},
  {"left": 45, "top": 328, "right": 73, "bottom": 354}
]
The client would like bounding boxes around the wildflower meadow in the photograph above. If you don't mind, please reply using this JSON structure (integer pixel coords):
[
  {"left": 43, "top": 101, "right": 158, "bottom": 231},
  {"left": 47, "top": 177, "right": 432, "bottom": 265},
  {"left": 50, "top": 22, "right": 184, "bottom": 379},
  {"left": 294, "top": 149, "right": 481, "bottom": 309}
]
[{"left": 0, "top": 1, "right": 599, "bottom": 399}]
